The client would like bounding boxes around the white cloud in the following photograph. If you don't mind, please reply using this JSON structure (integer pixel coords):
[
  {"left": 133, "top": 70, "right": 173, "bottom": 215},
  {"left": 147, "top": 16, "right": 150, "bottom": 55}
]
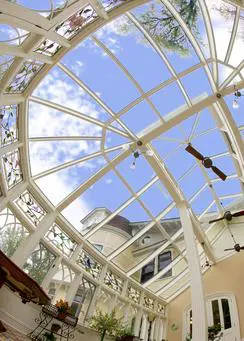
[
  {"left": 105, "top": 178, "right": 113, "bottom": 185},
  {"left": 29, "top": 69, "right": 106, "bottom": 231},
  {"left": 204, "top": 0, "right": 244, "bottom": 82}
]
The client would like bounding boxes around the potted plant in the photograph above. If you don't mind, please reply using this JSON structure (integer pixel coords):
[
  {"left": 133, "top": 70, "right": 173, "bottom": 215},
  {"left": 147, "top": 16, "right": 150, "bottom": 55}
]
[
  {"left": 55, "top": 299, "right": 71, "bottom": 320},
  {"left": 186, "top": 323, "right": 222, "bottom": 341},
  {"left": 90, "top": 309, "right": 122, "bottom": 341}
]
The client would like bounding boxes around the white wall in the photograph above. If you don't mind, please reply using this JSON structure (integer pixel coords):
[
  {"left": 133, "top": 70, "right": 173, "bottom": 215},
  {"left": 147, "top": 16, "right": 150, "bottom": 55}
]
[{"left": 0, "top": 286, "right": 114, "bottom": 341}]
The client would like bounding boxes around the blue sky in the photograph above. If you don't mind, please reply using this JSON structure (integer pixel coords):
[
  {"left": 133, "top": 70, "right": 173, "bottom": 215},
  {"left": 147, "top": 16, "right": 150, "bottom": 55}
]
[{"left": 7, "top": 0, "right": 241, "bottom": 234}]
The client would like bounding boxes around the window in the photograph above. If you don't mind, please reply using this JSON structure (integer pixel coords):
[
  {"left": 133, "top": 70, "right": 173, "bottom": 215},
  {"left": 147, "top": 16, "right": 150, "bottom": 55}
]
[
  {"left": 141, "top": 260, "right": 154, "bottom": 284},
  {"left": 185, "top": 296, "right": 235, "bottom": 340},
  {"left": 140, "top": 250, "right": 172, "bottom": 283},
  {"left": 212, "top": 300, "right": 221, "bottom": 326},
  {"left": 221, "top": 299, "right": 231, "bottom": 330},
  {"left": 71, "top": 287, "right": 85, "bottom": 317},
  {"left": 70, "top": 278, "right": 96, "bottom": 319},
  {"left": 158, "top": 251, "right": 172, "bottom": 278}
]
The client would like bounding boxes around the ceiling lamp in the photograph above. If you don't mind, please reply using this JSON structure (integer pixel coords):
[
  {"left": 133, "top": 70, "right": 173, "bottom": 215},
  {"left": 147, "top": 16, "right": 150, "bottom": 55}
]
[
  {"left": 122, "top": 141, "right": 154, "bottom": 170},
  {"left": 233, "top": 86, "right": 243, "bottom": 109}
]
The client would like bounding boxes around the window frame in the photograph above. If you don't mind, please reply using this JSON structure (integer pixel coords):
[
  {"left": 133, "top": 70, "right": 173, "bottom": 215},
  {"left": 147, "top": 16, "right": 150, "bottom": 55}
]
[
  {"left": 183, "top": 293, "right": 239, "bottom": 341},
  {"left": 140, "top": 249, "right": 173, "bottom": 284}
]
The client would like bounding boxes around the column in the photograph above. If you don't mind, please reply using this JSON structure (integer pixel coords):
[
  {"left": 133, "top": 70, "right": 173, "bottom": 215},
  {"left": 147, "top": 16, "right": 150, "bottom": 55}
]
[
  {"left": 179, "top": 204, "right": 208, "bottom": 341},
  {"left": 65, "top": 272, "right": 83, "bottom": 305},
  {"left": 153, "top": 317, "right": 160, "bottom": 341},
  {"left": 86, "top": 285, "right": 101, "bottom": 319},
  {"left": 140, "top": 314, "right": 147, "bottom": 340},
  {"left": 150, "top": 320, "right": 155, "bottom": 341},
  {"left": 41, "top": 255, "right": 62, "bottom": 292},
  {"left": 143, "top": 318, "right": 149, "bottom": 341},
  {"left": 133, "top": 309, "right": 143, "bottom": 337},
  {"left": 157, "top": 319, "right": 164, "bottom": 341},
  {"left": 122, "top": 303, "right": 131, "bottom": 325},
  {"left": 11, "top": 211, "right": 57, "bottom": 267}
]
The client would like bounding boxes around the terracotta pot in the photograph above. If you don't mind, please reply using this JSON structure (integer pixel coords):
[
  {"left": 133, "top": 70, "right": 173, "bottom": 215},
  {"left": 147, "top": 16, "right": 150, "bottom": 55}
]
[{"left": 57, "top": 312, "right": 67, "bottom": 320}]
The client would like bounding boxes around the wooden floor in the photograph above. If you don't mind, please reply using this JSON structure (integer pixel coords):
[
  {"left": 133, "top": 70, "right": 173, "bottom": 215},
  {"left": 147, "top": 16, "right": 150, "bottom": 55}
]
[{"left": 0, "top": 323, "right": 31, "bottom": 341}]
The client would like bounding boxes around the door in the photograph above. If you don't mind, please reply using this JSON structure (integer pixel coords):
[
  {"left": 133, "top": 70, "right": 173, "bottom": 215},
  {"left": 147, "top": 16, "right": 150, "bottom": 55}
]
[
  {"left": 207, "top": 295, "right": 239, "bottom": 341},
  {"left": 184, "top": 294, "right": 240, "bottom": 341}
]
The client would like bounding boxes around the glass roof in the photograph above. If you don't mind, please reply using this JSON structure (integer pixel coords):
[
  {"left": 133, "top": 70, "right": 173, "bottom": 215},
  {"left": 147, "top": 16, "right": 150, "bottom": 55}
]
[{"left": 0, "top": 0, "right": 244, "bottom": 305}]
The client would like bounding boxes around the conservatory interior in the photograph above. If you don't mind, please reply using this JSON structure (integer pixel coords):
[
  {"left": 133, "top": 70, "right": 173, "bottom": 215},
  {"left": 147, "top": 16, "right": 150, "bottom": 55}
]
[{"left": 0, "top": 0, "right": 244, "bottom": 341}]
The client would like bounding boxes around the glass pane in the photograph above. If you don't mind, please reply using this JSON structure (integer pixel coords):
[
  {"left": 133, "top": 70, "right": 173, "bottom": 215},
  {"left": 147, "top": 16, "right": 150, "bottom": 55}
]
[
  {"left": 0, "top": 208, "right": 29, "bottom": 257},
  {"left": 221, "top": 298, "right": 232, "bottom": 330},
  {"left": 23, "top": 242, "right": 56, "bottom": 284},
  {"left": 141, "top": 260, "right": 154, "bottom": 284},
  {"left": 212, "top": 299, "right": 221, "bottom": 326},
  {"left": 158, "top": 251, "right": 172, "bottom": 278}
]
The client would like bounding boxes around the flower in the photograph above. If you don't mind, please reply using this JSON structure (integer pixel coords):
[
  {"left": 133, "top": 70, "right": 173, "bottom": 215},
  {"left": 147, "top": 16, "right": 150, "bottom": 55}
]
[
  {"left": 69, "top": 15, "right": 85, "bottom": 29},
  {"left": 55, "top": 299, "right": 70, "bottom": 313}
]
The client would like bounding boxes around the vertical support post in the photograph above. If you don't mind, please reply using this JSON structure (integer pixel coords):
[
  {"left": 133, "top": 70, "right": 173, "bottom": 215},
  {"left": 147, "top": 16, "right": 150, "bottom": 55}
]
[
  {"left": 153, "top": 317, "right": 160, "bottom": 341},
  {"left": 179, "top": 204, "right": 208, "bottom": 341},
  {"left": 133, "top": 308, "right": 143, "bottom": 337},
  {"left": 70, "top": 243, "right": 83, "bottom": 263},
  {"left": 140, "top": 314, "right": 147, "bottom": 340},
  {"left": 65, "top": 272, "right": 83, "bottom": 305},
  {"left": 150, "top": 319, "right": 155, "bottom": 341},
  {"left": 41, "top": 255, "right": 62, "bottom": 292},
  {"left": 86, "top": 264, "right": 108, "bottom": 318},
  {"left": 11, "top": 212, "right": 57, "bottom": 267},
  {"left": 157, "top": 319, "right": 164, "bottom": 341},
  {"left": 143, "top": 318, "right": 149, "bottom": 341}
]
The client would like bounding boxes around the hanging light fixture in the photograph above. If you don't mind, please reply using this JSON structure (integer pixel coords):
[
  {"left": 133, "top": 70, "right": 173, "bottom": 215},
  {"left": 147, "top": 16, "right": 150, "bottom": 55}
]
[
  {"left": 122, "top": 141, "right": 154, "bottom": 170},
  {"left": 233, "top": 85, "right": 243, "bottom": 109}
]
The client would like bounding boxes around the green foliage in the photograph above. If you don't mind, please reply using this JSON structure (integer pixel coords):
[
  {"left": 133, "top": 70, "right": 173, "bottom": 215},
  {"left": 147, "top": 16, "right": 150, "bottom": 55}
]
[
  {"left": 186, "top": 323, "right": 222, "bottom": 341},
  {"left": 44, "top": 332, "right": 56, "bottom": 341},
  {"left": 23, "top": 243, "right": 56, "bottom": 284},
  {"left": 0, "top": 224, "right": 27, "bottom": 258},
  {"left": 118, "top": 0, "right": 200, "bottom": 55},
  {"left": 90, "top": 309, "right": 122, "bottom": 341},
  {"left": 116, "top": 326, "right": 134, "bottom": 339}
]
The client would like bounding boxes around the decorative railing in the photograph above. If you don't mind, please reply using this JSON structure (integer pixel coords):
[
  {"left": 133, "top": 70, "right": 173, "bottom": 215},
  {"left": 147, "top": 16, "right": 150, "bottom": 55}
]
[
  {"left": 104, "top": 270, "right": 123, "bottom": 293},
  {"left": 128, "top": 285, "right": 141, "bottom": 303},
  {"left": 76, "top": 250, "right": 102, "bottom": 279},
  {"left": 143, "top": 295, "right": 154, "bottom": 310}
]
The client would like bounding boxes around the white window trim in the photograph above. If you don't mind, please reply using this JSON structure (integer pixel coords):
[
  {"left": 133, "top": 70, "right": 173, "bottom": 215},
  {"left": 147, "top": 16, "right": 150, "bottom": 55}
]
[
  {"left": 140, "top": 248, "right": 174, "bottom": 283},
  {"left": 183, "top": 292, "right": 240, "bottom": 341}
]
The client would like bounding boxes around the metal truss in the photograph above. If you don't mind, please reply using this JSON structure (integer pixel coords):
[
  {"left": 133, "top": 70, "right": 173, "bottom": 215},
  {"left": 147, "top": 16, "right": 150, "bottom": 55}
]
[{"left": 0, "top": 0, "right": 243, "bottom": 309}]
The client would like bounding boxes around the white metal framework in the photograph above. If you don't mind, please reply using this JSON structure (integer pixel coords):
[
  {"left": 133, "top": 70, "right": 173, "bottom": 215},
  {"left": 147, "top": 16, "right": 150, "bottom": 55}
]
[{"left": 0, "top": 0, "right": 243, "bottom": 339}]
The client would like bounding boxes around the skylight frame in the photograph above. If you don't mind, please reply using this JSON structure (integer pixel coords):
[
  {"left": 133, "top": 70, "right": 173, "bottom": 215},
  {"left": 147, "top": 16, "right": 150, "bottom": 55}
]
[{"left": 0, "top": 0, "right": 243, "bottom": 305}]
